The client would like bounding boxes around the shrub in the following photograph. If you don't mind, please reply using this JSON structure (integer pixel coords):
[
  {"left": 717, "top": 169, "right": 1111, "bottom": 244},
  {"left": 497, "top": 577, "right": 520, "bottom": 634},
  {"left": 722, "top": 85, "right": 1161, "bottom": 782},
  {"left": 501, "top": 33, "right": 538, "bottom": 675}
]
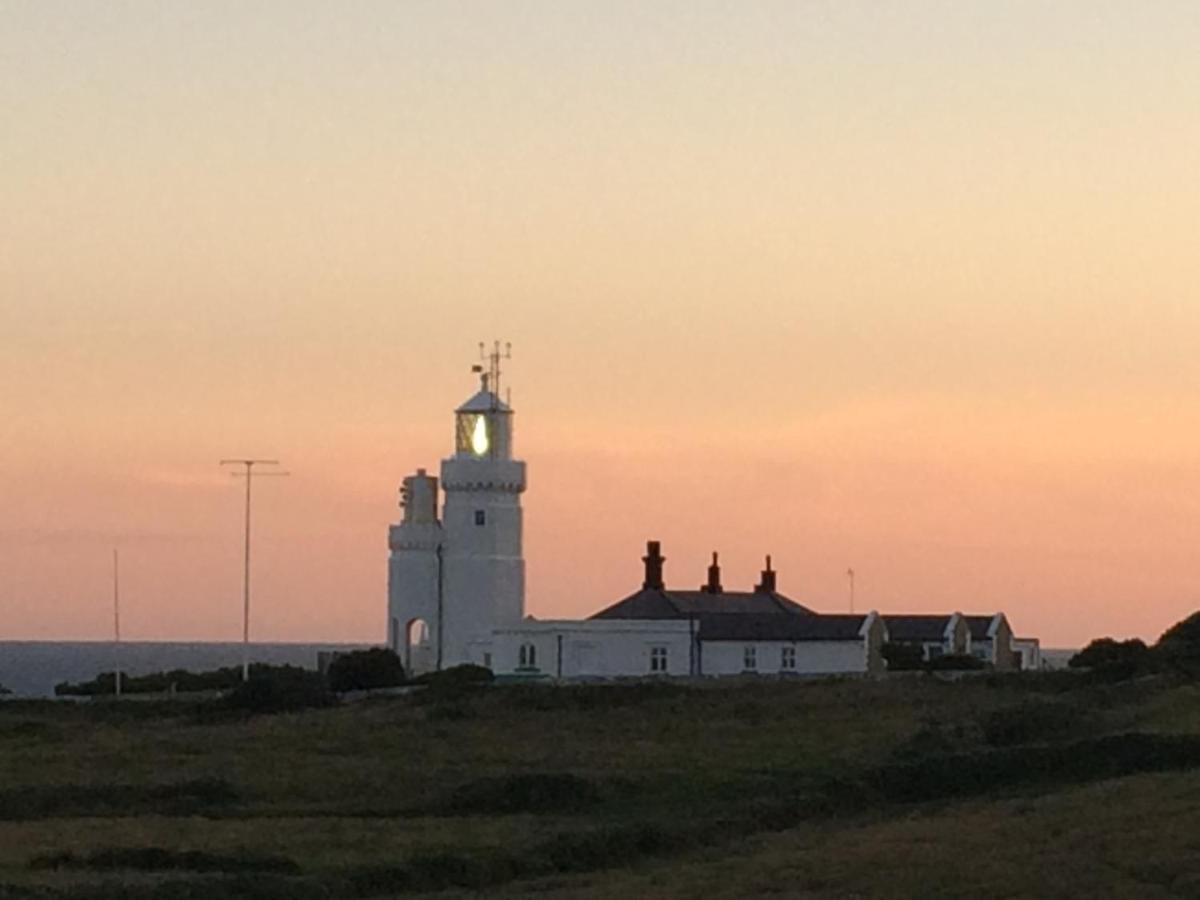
[
  {"left": 327, "top": 648, "right": 405, "bottom": 693},
  {"left": 871, "top": 732, "right": 1200, "bottom": 803},
  {"left": 926, "top": 654, "right": 985, "bottom": 672},
  {"left": 224, "top": 666, "right": 335, "bottom": 714},
  {"left": 978, "top": 699, "right": 1093, "bottom": 747},
  {"left": 881, "top": 643, "right": 924, "bottom": 672},
  {"left": 443, "top": 772, "right": 602, "bottom": 815},
  {"left": 30, "top": 847, "right": 299, "bottom": 875},
  {"left": 1157, "top": 612, "right": 1200, "bottom": 675},
  {"left": 1069, "top": 637, "right": 1154, "bottom": 680},
  {"left": 413, "top": 663, "right": 493, "bottom": 688}
]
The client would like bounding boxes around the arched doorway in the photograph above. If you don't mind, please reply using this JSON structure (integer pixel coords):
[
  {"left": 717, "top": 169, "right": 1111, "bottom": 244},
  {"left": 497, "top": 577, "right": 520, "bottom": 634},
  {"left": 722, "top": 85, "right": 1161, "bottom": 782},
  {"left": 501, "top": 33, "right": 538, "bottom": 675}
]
[{"left": 405, "top": 618, "right": 433, "bottom": 675}]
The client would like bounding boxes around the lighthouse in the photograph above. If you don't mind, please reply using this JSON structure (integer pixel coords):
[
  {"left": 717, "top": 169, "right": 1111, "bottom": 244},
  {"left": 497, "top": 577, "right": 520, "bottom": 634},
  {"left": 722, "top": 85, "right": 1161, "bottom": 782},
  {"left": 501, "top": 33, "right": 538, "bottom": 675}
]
[{"left": 387, "top": 343, "right": 527, "bottom": 672}]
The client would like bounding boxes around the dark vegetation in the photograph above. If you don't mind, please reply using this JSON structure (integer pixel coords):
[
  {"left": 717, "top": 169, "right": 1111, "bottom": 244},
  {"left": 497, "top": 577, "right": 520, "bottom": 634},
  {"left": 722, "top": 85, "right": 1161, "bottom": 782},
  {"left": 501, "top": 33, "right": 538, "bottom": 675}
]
[
  {"left": 326, "top": 648, "right": 406, "bottom": 692},
  {"left": 6, "top": 611, "right": 1200, "bottom": 898},
  {"left": 881, "top": 643, "right": 984, "bottom": 672},
  {"left": 55, "top": 649, "right": 410, "bottom": 701},
  {"left": 1068, "top": 611, "right": 1200, "bottom": 681}
]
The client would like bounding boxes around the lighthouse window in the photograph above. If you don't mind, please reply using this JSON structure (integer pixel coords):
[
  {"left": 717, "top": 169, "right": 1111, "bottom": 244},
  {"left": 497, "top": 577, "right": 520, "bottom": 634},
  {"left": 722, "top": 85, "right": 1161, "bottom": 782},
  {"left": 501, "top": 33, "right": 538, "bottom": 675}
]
[{"left": 475, "top": 510, "right": 486, "bottom": 526}]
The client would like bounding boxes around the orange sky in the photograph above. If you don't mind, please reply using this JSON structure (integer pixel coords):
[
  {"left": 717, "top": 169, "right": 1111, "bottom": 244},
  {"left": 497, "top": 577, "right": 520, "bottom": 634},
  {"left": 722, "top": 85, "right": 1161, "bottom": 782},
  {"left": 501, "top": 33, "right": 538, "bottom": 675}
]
[{"left": 4, "top": 2, "right": 1200, "bottom": 647}]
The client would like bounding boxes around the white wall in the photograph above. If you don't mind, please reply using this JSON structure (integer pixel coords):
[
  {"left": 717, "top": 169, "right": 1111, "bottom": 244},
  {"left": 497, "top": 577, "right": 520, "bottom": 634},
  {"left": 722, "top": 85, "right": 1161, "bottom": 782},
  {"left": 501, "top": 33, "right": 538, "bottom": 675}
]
[
  {"left": 493, "top": 620, "right": 694, "bottom": 678},
  {"left": 699, "top": 640, "right": 868, "bottom": 675}
]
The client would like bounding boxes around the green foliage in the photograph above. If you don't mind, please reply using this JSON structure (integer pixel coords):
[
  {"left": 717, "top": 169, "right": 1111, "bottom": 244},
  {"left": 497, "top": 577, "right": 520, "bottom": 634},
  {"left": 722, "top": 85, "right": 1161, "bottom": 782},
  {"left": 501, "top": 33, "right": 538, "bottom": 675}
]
[
  {"left": 413, "top": 663, "right": 494, "bottom": 688},
  {"left": 881, "top": 642, "right": 924, "bottom": 671},
  {"left": 56, "top": 665, "right": 244, "bottom": 696},
  {"left": 1158, "top": 612, "right": 1200, "bottom": 674},
  {"left": 882, "top": 644, "right": 984, "bottom": 672},
  {"left": 0, "top": 777, "right": 237, "bottom": 821},
  {"left": 926, "top": 653, "right": 986, "bottom": 671},
  {"left": 1069, "top": 637, "right": 1154, "bottom": 680},
  {"left": 443, "top": 772, "right": 603, "bottom": 815},
  {"left": 498, "top": 681, "right": 686, "bottom": 712},
  {"left": 978, "top": 699, "right": 1094, "bottom": 747},
  {"left": 30, "top": 847, "right": 299, "bottom": 875},
  {"left": 872, "top": 732, "right": 1200, "bottom": 803},
  {"left": 223, "top": 666, "right": 335, "bottom": 714},
  {"left": 326, "top": 647, "right": 405, "bottom": 693}
]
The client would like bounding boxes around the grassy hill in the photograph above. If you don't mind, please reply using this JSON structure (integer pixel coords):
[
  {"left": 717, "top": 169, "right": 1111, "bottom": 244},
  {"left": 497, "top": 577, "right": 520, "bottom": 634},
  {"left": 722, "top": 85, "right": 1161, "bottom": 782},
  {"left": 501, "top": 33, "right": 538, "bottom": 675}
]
[{"left": 1, "top": 672, "right": 1199, "bottom": 898}]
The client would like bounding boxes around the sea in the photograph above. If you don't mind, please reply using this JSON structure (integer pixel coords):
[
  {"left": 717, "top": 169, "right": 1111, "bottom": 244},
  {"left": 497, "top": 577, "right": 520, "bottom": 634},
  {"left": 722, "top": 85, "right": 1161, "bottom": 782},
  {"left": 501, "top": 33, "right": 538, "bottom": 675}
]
[{"left": 0, "top": 642, "right": 371, "bottom": 698}]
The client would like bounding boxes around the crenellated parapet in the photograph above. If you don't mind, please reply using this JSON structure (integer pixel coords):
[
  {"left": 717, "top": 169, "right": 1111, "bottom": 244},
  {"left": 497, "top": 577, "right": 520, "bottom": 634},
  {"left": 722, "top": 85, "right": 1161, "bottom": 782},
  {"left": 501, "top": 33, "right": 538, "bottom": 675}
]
[{"left": 440, "top": 458, "right": 527, "bottom": 493}]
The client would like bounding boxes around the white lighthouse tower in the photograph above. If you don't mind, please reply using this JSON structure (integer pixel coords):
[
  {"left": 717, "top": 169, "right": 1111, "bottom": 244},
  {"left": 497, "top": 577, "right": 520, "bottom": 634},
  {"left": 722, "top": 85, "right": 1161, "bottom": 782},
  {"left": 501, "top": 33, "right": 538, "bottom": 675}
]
[{"left": 387, "top": 343, "right": 527, "bottom": 673}]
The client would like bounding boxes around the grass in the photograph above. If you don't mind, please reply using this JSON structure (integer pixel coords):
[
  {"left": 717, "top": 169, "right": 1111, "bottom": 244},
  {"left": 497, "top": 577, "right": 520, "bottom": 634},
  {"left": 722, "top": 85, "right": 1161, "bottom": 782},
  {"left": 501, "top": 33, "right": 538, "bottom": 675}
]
[{"left": 1, "top": 672, "right": 1199, "bottom": 897}]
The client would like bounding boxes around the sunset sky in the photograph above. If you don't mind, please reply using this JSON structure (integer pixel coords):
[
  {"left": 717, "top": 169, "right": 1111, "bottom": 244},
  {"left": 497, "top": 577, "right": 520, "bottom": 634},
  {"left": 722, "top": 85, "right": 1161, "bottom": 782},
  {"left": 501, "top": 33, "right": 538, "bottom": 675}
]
[{"left": 5, "top": 2, "right": 1200, "bottom": 648}]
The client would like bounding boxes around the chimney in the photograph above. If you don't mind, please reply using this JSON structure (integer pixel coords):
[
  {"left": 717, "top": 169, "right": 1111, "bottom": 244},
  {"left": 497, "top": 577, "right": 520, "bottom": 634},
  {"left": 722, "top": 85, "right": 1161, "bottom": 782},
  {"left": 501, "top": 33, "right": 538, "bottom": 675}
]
[
  {"left": 642, "top": 541, "right": 665, "bottom": 590},
  {"left": 702, "top": 552, "right": 723, "bottom": 594},
  {"left": 755, "top": 555, "right": 776, "bottom": 593}
]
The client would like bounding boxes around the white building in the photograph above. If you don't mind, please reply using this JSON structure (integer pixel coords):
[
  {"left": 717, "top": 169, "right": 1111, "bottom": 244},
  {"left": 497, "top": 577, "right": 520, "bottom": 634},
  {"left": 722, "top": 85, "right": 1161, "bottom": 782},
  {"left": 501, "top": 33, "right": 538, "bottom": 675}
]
[
  {"left": 387, "top": 350, "right": 1022, "bottom": 679},
  {"left": 387, "top": 347, "right": 525, "bottom": 673}
]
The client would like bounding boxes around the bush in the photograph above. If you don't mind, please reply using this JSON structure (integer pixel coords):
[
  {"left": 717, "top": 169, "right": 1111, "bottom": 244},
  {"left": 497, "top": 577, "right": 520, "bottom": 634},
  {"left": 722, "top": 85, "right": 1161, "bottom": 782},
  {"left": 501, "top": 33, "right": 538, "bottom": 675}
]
[
  {"left": 1157, "top": 612, "right": 1200, "bottom": 674},
  {"left": 871, "top": 732, "right": 1200, "bottom": 803},
  {"left": 413, "top": 664, "right": 493, "bottom": 688},
  {"left": 56, "top": 666, "right": 246, "bottom": 697},
  {"left": 327, "top": 648, "right": 405, "bottom": 693},
  {"left": 1069, "top": 637, "right": 1155, "bottom": 680},
  {"left": 224, "top": 666, "right": 335, "bottom": 714},
  {"left": 443, "top": 772, "right": 602, "bottom": 815},
  {"left": 926, "top": 654, "right": 985, "bottom": 672},
  {"left": 30, "top": 847, "right": 299, "bottom": 875},
  {"left": 978, "top": 700, "right": 1093, "bottom": 747},
  {"left": 881, "top": 643, "right": 924, "bottom": 672}
]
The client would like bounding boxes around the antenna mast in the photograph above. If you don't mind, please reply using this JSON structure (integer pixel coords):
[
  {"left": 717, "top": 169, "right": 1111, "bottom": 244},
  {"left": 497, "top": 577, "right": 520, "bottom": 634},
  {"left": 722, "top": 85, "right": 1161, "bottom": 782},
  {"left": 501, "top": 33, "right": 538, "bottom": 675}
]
[
  {"left": 219, "top": 459, "right": 289, "bottom": 681},
  {"left": 477, "top": 340, "right": 512, "bottom": 409},
  {"left": 113, "top": 548, "right": 121, "bottom": 698}
]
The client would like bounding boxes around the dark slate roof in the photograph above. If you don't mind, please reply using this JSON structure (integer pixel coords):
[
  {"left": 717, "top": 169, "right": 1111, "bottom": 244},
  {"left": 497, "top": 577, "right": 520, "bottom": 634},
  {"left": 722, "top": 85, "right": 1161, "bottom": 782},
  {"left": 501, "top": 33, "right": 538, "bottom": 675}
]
[
  {"left": 884, "top": 615, "right": 954, "bottom": 642},
  {"left": 698, "top": 613, "right": 868, "bottom": 642},
  {"left": 965, "top": 615, "right": 999, "bottom": 640},
  {"left": 590, "top": 588, "right": 815, "bottom": 621}
]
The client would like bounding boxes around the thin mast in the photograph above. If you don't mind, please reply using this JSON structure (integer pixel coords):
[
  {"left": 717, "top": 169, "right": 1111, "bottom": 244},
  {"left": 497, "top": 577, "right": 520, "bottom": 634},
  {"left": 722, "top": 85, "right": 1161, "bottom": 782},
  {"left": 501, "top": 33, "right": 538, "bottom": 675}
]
[{"left": 113, "top": 548, "right": 121, "bottom": 698}]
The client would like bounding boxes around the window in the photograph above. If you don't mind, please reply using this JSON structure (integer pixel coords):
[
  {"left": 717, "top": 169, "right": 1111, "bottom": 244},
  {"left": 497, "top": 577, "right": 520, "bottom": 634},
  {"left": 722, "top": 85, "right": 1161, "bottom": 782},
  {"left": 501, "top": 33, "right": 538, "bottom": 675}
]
[
  {"left": 972, "top": 645, "right": 989, "bottom": 660},
  {"left": 474, "top": 510, "right": 486, "bottom": 526},
  {"left": 519, "top": 643, "right": 537, "bottom": 669},
  {"left": 780, "top": 646, "right": 795, "bottom": 671},
  {"left": 927, "top": 645, "right": 944, "bottom": 660},
  {"left": 483, "top": 652, "right": 492, "bottom": 670},
  {"left": 650, "top": 645, "right": 668, "bottom": 673},
  {"left": 743, "top": 645, "right": 757, "bottom": 671}
]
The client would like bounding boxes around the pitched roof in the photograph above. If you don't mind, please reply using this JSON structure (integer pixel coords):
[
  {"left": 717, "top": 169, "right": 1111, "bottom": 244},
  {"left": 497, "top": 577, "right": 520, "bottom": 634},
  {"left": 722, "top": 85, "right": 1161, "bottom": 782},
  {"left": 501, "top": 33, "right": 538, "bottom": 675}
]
[
  {"left": 884, "top": 615, "right": 955, "bottom": 642},
  {"left": 589, "top": 588, "right": 815, "bottom": 621},
  {"left": 965, "top": 614, "right": 1002, "bottom": 640},
  {"left": 698, "top": 613, "right": 869, "bottom": 642}
]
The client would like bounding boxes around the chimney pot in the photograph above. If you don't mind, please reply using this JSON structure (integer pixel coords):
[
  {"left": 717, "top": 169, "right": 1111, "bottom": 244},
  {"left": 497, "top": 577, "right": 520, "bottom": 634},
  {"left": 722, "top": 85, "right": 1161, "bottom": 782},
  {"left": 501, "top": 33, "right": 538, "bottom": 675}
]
[
  {"left": 756, "top": 555, "right": 777, "bottom": 592},
  {"left": 703, "top": 552, "right": 723, "bottom": 594},
  {"left": 642, "top": 540, "right": 665, "bottom": 590}
]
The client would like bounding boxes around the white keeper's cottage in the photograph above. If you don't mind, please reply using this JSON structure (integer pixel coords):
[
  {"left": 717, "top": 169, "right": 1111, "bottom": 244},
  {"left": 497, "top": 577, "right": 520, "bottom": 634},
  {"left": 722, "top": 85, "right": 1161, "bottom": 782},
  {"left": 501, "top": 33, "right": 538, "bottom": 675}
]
[{"left": 388, "top": 349, "right": 1034, "bottom": 678}]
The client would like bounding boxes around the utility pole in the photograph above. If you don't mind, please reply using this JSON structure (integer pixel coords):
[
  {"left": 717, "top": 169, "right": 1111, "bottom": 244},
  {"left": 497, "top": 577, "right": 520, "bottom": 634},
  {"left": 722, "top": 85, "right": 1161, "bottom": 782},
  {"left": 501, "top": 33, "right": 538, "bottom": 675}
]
[
  {"left": 847, "top": 567, "right": 855, "bottom": 615},
  {"left": 220, "top": 459, "right": 288, "bottom": 681},
  {"left": 113, "top": 548, "right": 121, "bottom": 698}
]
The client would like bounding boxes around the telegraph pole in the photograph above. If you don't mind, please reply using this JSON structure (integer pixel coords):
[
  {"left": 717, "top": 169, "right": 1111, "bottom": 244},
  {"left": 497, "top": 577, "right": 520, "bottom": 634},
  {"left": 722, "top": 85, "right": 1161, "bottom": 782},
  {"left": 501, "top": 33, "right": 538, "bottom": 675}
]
[
  {"left": 847, "top": 567, "right": 855, "bottom": 615},
  {"left": 220, "top": 459, "right": 288, "bottom": 681},
  {"left": 113, "top": 548, "right": 121, "bottom": 698}
]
